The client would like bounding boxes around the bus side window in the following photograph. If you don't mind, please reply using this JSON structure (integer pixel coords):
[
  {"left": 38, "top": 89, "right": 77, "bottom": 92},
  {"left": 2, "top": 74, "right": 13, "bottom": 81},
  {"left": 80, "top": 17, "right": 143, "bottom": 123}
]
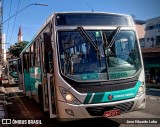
[
  {"left": 18, "top": 59, "right": 22, "bottom": 74},
  {"left": 35, "top": 39, "right": 40, "bottom": 67},
  {"left": 29, "top": 44, "right": 35, "bottom": 68},
  {"left": 23, "top": 53, "right": 29, "bottom": 73},
  {"left": 42, "top": 41, "right": 46, "bottom": 73},
  {"left": 43, "top": 32, "right": 53, "bottom": 73}
]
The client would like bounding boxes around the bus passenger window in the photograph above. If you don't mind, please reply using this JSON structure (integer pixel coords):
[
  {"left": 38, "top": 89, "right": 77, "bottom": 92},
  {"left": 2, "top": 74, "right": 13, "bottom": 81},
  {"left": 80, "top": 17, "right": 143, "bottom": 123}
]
[{"left": 44, "top": 32, "right": 53, "bottom": 74}]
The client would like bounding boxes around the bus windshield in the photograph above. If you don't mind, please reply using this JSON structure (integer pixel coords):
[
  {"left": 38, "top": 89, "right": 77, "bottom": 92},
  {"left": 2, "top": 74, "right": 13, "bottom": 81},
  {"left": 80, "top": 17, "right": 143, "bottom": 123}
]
[{"left": 58, "top": 30, "right": 141, "bottom": 81}]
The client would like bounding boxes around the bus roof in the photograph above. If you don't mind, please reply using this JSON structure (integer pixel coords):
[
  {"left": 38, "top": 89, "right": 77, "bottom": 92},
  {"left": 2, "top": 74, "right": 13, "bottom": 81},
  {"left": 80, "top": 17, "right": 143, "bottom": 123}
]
[
  {"left": 55, "top": 11, "right": 131, "bottom": 17},
  {"left": 20, "top": 11, "right": 132, "bottom": 55}
]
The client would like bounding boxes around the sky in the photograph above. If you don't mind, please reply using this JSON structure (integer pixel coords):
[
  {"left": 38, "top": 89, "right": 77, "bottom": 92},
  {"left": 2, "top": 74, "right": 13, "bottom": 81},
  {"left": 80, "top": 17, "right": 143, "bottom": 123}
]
[{"left": 2, "top": 0, "right": 160, "bottom": 49}]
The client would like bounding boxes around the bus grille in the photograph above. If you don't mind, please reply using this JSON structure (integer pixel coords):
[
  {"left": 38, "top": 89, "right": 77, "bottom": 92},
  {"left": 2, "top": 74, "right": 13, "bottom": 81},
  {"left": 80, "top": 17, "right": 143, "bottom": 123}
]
[
  {"left": 86, "top": 101, "right": 134, "bottom": 116},
  {"left": 74, "top": 81, "right": 137, "bottom": 93}
]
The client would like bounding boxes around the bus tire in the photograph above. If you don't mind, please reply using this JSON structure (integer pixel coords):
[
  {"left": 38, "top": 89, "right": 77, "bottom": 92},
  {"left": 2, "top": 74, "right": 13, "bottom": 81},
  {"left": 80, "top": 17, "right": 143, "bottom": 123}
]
[{"left": 38, "top": 85, "right": 44, "bottom": 111}]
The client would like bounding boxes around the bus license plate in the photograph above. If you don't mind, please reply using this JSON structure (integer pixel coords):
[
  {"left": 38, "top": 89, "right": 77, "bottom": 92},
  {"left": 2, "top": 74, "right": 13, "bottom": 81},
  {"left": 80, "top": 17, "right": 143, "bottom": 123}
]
[{"left": 103, "top": 109, "right": 121, "bottom": 117}]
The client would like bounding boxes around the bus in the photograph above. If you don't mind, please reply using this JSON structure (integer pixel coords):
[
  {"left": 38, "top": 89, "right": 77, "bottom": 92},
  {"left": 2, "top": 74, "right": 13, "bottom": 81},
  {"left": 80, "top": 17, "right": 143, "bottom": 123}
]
[
  {"left": 6, "top": 59, "right": 19, "bottom": 85},
  {"left": 19, "top": 12, "right": 145, "bottom": 121}
]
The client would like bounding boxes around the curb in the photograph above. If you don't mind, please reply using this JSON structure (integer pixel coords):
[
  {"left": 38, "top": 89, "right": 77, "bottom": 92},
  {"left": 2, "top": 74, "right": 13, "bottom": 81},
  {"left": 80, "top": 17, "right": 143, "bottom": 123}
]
[{"left": 146, "top": 95, "right": 160, "bottom": 100}]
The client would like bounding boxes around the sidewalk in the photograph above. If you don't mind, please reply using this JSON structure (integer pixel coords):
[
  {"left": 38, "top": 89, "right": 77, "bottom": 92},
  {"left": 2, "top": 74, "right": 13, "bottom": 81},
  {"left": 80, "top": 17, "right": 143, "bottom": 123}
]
[
  {"left": 0, "top": 86, "right": 9, "bottom": 124},
  {"left": 0, "top": 93, "right": 8, "bottom": 126}
]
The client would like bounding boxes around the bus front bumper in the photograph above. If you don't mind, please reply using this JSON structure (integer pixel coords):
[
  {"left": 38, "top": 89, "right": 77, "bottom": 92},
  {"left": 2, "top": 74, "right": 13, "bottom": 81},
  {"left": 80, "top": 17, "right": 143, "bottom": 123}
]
[{"left": 57, "top": 93, "right": 145, "bottom": 121}]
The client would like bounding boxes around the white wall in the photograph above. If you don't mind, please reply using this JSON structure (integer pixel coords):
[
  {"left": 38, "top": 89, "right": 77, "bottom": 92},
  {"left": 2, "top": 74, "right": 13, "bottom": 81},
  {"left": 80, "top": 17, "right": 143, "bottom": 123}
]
[
  {"left": 2, "top": 34, "right": 7, "bottom": 63},
  {"left": 145, "top": 16, "right": 160, "bottom": 48}
]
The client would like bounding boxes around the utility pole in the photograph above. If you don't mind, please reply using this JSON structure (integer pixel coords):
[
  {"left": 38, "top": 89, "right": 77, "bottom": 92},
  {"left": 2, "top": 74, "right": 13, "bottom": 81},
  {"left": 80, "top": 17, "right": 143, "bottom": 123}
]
[{"left": 0, "top": 0, "right": 3, "bottom": 64}]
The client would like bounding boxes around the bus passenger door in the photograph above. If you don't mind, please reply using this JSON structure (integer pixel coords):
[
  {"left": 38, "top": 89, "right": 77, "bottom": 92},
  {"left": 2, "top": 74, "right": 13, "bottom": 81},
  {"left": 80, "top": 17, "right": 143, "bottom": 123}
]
[
  {"left": 42, "top": 32, "right": 56, "bottom": 118},
  {"left": 22, "top": 52, "right": 31, "bottom": 96},
  {"left": 41, "top": 39, "right": 49, "bottom": 112},
  {"left": 47, "top": 73, "right": 56, "bottom": 118}
]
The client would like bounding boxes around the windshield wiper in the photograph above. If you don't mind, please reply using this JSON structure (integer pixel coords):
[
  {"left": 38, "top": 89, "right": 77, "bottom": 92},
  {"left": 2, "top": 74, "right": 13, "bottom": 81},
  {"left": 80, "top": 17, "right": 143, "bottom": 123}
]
[
  {"left": 101, "top": 27, "right": 121, "bottom": 80},
  {"left": 108, "top": 26, "right": 121, "bottom": 48},
  {"left": 102, "top": 32, "right": 109, "bottom": 79},
  {"left": 76, "top": 26, "right": 99, "bottom": 52},
  {"left": 76, "top": 26, "right": 102, "bottom": 69}
]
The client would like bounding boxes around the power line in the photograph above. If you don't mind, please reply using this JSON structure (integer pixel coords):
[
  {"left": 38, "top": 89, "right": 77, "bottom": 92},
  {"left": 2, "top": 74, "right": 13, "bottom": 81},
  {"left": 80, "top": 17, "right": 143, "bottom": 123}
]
[
  {"left": 6, "top": 0, "right": 12, "bottom": 43},
  {"left": 86, "top": 3, "right": 94, "bottom": 12},
  {"left": 2, "top": 3, "right": 48, "bottom": 24},
  {"left": 9, "top": 0, "right": 20, "bottom": 47},
  {"left": 2, "top": 2, "right": 48, "bottom": 49}
]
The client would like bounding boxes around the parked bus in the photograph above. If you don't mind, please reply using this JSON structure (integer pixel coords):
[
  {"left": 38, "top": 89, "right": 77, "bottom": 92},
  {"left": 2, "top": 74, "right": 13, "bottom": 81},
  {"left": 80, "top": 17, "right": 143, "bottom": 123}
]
[
  {"left": 19, "top": 12, "right": 145, "bottom": 121},
  {"left": 6, "top": 59, "right": 19, "bottom": 85}
]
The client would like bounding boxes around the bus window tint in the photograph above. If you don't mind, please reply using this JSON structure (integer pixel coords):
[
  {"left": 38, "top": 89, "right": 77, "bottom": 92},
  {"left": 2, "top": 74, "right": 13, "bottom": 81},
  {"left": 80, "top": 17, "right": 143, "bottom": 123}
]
[{"left": 56, "top": 13, "right": 131, "bottom": 26}]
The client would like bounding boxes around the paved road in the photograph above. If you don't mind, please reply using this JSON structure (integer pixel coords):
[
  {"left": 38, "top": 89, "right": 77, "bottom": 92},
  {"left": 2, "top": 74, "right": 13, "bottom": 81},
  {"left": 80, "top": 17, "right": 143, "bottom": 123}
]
[{"left": 2, "top": 87, "right": 160, "bottom": 127}]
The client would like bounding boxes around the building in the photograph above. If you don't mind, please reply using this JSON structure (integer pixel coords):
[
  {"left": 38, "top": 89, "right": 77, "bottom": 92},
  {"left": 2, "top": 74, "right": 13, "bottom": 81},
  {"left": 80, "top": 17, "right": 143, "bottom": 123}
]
[
  {"left": 0, "top": 34, "right": 7, "bottom": 65},
  {"left": 144, "top": 16, "right": 160, "bottom": 48},
  {"left": 141, "top": 47, "right": 160, "bottom": 83},
  {"left": 0, "top": 0, "right": 3, "bottom": 63},
  {"left": 140, "top": 16, "right": 160, "bottom": 83},
  {"left": 2, "top": 34, "right": 7, "bottom": 64},
  {"left": 18, "top": 26, "right": 23, "bottom": 43},
  {"left": 134, "top": 20, "right": 145, "bottom": 48}
]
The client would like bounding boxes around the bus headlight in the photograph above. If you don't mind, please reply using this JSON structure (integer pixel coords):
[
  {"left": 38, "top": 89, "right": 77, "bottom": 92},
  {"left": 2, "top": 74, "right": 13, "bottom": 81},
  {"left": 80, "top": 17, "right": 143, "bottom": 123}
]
[
  {"left": 59, "top": 87, "right": 81, "bottom": 105},
  {"left": 136, "top": 85, "right": 144, "bottom": 97},
  {"left": 66, "top": 93, "right": 73, "bottom": 102}
]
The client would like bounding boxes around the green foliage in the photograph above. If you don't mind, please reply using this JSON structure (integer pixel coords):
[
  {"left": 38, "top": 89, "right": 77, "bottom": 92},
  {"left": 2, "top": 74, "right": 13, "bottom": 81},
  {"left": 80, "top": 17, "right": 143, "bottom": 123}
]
[{"left": 8, "top": 41, "right": 29, "bottom": 57}]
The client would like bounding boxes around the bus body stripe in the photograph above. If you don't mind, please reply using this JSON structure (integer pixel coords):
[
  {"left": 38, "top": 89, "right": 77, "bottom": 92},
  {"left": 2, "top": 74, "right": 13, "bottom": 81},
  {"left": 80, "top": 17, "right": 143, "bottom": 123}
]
[
  {"left": 83, "top": 93, "right": 92, "bottom": 104},
  {"left": 91, "top": 93, "right": 105, "bottom": 103},
  {"left": 83, "top": 81, "right": 141, "bottom": 104},
  {"left": 88, "top": 93, "right": 95, "bottom": 103}
]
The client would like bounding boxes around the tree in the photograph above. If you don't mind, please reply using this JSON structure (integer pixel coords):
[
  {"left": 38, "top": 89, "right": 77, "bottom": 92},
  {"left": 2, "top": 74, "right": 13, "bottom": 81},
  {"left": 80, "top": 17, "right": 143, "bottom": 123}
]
[{"left": 8, "top": 41, "right": 29, "bottom": 58}]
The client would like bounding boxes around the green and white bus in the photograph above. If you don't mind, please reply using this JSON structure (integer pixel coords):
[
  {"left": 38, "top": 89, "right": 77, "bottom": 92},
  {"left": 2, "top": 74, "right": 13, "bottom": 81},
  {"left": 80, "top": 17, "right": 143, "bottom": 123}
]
[
  {"left": 19, "top": 12, "right": 146, "bottom": 121},
  {"left": 6, "top": 59, "right": 19, "bottom": 85}
]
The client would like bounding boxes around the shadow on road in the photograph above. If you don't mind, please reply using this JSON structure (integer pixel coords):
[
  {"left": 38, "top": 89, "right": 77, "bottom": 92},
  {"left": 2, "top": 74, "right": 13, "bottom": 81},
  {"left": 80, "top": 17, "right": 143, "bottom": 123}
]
[{"left": 6, "top": 89, "right": 120, "bottom": 127}]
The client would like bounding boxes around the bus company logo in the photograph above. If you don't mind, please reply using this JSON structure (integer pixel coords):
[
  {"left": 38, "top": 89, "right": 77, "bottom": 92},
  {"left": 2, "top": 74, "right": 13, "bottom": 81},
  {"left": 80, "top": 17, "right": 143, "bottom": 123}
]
[{"left": 108, "top": 94, "right": 113, "bottom": 100}]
